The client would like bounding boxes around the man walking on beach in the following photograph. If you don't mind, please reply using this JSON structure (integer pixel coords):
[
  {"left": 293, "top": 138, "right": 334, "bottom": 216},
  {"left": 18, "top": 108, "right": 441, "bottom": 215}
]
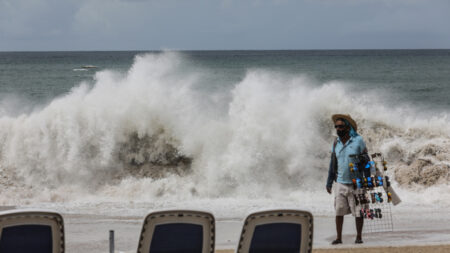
[{"left": 326, "top": 114, "right": 367, "bottom": 245}]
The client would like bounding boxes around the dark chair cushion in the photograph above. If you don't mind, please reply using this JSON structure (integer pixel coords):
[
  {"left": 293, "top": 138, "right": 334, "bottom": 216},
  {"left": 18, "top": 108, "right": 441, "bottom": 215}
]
[
  {"left": 149, "top": 223, "right": 203, "bottom": 253},
  {"left": 249, "top": 223, "right": 301, "bottom": 253},
  {"left": 0, "top": 225, "right": 53, "bottom": 253}
]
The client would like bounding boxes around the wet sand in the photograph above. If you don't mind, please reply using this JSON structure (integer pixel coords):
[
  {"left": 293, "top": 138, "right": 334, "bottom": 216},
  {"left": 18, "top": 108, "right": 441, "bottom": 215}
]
[
  {"left": 217, "top": 245, "right": 450, "bottom": 253},
  {"left": 61, "top": 211, "right": 450, "bottom": 253},
  {"left": 312, "top": 245, "right": 450, "bottom": 253},
  {"left": 2, "top": 205, "right": 449, "bottom": 252}
]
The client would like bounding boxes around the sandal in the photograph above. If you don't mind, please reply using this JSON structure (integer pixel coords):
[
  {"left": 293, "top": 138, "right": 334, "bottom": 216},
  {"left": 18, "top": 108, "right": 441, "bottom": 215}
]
[{"left": 331, "top": 239, "right": 342, "bottom": 245}]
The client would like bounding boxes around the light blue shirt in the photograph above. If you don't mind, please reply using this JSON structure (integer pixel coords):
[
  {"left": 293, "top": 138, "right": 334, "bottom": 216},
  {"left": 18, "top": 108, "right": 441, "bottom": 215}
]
[{"left": 333, "top": 135, "right": 366, "bottom": 184}]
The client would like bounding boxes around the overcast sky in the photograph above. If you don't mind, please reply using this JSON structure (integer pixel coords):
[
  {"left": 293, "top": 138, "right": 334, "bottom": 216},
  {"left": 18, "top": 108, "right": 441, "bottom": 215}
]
[{"left": 1, "top": 0, "right": 449, "bottom": 51}]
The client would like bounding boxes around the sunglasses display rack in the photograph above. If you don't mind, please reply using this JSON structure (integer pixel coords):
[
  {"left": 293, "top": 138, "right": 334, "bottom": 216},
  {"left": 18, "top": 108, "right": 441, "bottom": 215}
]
[{"left": 349, "top": 153, "right": 394, "bottom": 233}]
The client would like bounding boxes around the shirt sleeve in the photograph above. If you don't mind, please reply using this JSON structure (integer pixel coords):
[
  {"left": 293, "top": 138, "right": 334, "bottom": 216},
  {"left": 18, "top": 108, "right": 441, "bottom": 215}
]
[
  {"left": 326, "top": 153, "right": 335, "bottom": 189},
  {"left": 359, "top": 136, "right": 367, "bottom": 153}
]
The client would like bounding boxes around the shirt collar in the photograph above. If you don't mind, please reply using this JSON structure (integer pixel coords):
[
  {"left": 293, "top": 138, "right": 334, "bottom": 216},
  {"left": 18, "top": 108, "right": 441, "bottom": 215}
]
[{"left": 337, "top": 135, "right": 354, "bottom": 144}]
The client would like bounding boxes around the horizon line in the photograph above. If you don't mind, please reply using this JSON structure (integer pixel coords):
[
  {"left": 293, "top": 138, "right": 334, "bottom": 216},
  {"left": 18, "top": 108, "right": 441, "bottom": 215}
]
[{"left": 1, "top": 48, "right": 450, "bottom": 53}]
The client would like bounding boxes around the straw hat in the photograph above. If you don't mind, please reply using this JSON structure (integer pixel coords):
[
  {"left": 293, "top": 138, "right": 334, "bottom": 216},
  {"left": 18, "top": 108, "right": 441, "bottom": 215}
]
[{"left": 332, "top": 114, "right": 357, "bottom": 131}]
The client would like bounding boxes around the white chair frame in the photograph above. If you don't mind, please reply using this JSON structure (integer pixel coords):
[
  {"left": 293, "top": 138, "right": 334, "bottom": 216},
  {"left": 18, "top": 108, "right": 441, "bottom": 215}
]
[
  {"left": 0, "top": 210, "right": 65, "bottom": 253},
  {"left": 237, "top": 209, "right": 313, "bottom": 253},
  {"left": 137, "top": 210, "right": 215, "bottom": 253}
]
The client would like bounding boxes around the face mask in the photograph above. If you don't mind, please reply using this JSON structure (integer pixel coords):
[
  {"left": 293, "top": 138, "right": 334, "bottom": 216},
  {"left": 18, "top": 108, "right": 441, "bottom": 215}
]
[{"left": 337, "top": 129, "right": 348, "bottom": 138}]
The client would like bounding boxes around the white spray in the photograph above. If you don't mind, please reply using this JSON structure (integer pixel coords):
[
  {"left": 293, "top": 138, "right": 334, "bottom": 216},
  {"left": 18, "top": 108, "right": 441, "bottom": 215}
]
[{"left": 0, "top": 52, "right": 448, "bottom": 214}]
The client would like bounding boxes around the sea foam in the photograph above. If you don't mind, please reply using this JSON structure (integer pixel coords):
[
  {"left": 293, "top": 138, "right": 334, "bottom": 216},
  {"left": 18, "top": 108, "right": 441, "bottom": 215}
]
[{"left": 0, "top": 52, "right": 448, "bottom": 213}]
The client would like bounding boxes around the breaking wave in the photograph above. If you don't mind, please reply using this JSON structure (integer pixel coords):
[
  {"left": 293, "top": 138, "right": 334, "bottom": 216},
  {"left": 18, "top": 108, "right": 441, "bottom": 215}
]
[{"left": 0, "top": 52, "right": 448, "bottom": 207}]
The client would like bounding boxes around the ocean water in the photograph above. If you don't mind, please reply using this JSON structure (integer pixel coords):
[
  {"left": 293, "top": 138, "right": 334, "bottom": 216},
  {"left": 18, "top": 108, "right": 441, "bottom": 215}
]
[{"left": 0, "top": 50, "right": 449, "bottom": 217}]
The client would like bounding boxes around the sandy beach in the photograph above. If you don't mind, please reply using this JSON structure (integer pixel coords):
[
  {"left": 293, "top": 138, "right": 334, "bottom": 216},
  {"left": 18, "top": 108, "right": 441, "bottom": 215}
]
[
  {"left": 59, "top": 208, "right": 450, "bottom": 253},
  {"left": 217, "top": 245, "right": 450, "bottom": 253},
  {"left": 1, "top": 206, "right": 449, "bottom": 253}
]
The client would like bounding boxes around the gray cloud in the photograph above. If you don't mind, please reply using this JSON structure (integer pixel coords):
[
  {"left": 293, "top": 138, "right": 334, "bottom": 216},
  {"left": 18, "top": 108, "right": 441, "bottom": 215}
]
[{"left": 0, "top": 0, "right": 449, "bottom": 50}]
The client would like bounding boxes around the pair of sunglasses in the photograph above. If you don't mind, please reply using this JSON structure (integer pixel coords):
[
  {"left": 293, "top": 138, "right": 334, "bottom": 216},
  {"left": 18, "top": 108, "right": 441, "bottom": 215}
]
[{"left": 334, "top": 124, "right": 346, "bottom": 129}]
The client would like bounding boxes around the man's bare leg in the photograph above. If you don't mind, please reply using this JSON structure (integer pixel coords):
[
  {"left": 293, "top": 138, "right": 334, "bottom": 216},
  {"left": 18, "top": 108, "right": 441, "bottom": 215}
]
[
  {"left": 332, "top": 215, "right": 344, "bottom": 244},
  {"left": 355, "top": 216, "right": 363, "bottom": 243}
]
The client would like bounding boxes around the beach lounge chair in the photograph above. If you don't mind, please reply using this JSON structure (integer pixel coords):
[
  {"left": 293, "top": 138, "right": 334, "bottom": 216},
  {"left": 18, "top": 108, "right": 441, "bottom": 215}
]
[
  {"left": 236, "top": 210, "right": 313, "bottom": 253},
  {"left": 0, "top": 210, "right": 65, "bottom": 253},
  {"left": 137, "top": 210, "right": 215, "bottom": 253}
]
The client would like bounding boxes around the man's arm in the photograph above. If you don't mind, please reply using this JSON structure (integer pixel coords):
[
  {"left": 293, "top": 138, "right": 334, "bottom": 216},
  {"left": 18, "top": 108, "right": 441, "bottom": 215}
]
[{"left": 326, "top": 153, "right": 335, "bottom": 194}]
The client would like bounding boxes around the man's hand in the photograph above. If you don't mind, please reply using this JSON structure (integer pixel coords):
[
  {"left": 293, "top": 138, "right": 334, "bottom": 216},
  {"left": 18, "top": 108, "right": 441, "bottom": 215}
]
[{"left": 326, "top": 187, "right": 332, "bottom": 194}]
